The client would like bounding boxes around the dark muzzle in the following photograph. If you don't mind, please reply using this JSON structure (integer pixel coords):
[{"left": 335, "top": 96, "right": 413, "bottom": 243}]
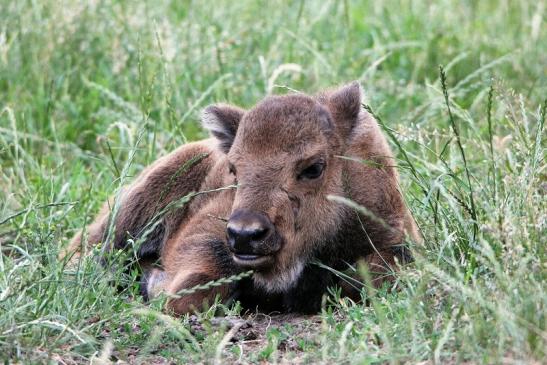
[{"left": 226, "top": 208, "right": 280, "bottom": 269}]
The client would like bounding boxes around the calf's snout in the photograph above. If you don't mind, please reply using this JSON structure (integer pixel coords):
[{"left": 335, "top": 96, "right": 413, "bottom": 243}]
[{"left": 226, "top": 209, "right": 276, "bottom": 256}]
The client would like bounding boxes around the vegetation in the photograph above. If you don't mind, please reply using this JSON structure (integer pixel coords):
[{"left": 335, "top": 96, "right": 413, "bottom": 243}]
[{"left": 0, "top": 0, "right": 545, "bottom": 363}]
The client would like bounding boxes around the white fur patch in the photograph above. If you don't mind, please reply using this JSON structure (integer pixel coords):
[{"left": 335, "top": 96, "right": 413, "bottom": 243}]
[
  {"left": 201, "top": 108, "right": 228, "bottom": 136},
  {"left": 253, "top": 260, "right": 305, "bottom": 293},
  {"left": 146, "top": 269, "right": 167, "bottom": 298}
]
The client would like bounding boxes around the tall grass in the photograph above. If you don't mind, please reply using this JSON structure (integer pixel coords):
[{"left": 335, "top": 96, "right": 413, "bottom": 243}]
[{"left": 0, "top": 0, "right": 545, "bottom": 363}]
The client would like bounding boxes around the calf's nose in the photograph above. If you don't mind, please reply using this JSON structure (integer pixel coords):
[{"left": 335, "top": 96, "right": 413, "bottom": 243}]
[{"left": 226, "top": 209, "right": 273, "bottom": 255}]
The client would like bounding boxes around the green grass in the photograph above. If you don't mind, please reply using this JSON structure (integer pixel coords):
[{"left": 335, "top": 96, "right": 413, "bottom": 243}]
[{"left": 0, "top": 0, "right": 545, "bottom": 363}]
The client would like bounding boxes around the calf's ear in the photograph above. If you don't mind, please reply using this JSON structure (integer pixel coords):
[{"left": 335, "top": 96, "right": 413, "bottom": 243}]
[
  {"left": 327, "top": 81, "right": 363, "bottom": 139},
  {"left": 201, "top": 104, "right": 245, "bottom": 153}
]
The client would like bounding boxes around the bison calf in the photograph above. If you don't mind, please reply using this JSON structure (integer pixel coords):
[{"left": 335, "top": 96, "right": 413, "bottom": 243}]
[{"left": 63, "top": 82, "right": 421, "bottom": 314}]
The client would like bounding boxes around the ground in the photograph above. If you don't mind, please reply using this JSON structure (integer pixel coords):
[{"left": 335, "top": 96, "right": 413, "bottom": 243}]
[{"left": 0, "top": 0, "right": 545, "bottom": 364}]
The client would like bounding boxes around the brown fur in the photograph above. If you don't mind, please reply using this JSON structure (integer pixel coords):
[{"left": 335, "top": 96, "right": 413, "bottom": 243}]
[
  {"left": 206, "top": 82, "right": 421, "bottom": 293},
  {"left": 62, "top": 139, "right": 221, "bottom": 261},
  {"left": 63, "top": 82, "right": 421, "bottom": 315},
  {"left": 61, "top": 139, "right": 240, "bottom": 313},
  {"left": 156, "top": 188, "right": 236, "bottom": 313}
]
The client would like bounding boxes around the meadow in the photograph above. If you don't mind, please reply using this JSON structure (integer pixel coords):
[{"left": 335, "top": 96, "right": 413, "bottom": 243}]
[{"left": 0, "top": 0, "right": 545, "bottom": 363}]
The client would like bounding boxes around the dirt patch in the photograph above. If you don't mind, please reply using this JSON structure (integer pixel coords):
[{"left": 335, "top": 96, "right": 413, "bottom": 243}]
[
  {"left": 207, "top": 313, "right": 320, "bottom": 344},
  {"left": 189, "top": 313, "right": 323, "bottom": 361}
]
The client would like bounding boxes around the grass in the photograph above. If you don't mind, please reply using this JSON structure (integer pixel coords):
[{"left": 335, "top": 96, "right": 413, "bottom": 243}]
[{"left": 0, "top": 0, "right": 545, "bottom": 363}]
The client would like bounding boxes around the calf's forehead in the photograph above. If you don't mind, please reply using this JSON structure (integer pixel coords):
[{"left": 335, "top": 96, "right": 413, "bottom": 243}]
[{"left": 232, "top": 95, "right": 331, "bottom": 156}]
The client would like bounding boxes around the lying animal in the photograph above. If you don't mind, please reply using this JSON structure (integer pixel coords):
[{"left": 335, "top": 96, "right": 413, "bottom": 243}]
[{"left": 63, "top": 82, "right": 421, "bottom": 314}]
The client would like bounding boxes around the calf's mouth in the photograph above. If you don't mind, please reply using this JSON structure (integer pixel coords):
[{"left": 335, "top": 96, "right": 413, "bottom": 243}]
[
  {"left": 228, "top": 232, "right": 282, "bottom": 271},
  {"left": 232, "top": 253, "right": 275, "bottom": 270}
]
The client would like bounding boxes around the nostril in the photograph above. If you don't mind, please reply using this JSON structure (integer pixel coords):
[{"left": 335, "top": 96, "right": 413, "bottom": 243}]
[
  {"left": 226, "top": 227, "right": 237, "bottom": 249},
  {"left": 227, "top": 226, "right": 238, "bottom": 239},
  {"left": 227, "top": 225, "right": 268, "bottom": 242},
  {"left": 250, "top": 226, "right": 269, "bottom": 242}
]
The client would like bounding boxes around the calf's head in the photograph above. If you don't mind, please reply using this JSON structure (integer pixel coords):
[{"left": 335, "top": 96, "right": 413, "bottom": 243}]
[{"left": 202, "top": 82, "right": 363, "bottom": 292}]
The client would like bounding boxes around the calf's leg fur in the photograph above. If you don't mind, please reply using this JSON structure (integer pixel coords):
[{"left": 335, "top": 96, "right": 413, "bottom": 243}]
[
  {"left": 143, "top": 191, "right": 237, "bottom": 315},
  {"left": 61, "top": 139, "right": 220, "bottom": 264}
]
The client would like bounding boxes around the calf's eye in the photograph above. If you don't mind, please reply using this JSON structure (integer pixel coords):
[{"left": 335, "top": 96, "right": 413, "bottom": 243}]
[{"left": 298, "top": 162, "right": 325, "bottom": 180}]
